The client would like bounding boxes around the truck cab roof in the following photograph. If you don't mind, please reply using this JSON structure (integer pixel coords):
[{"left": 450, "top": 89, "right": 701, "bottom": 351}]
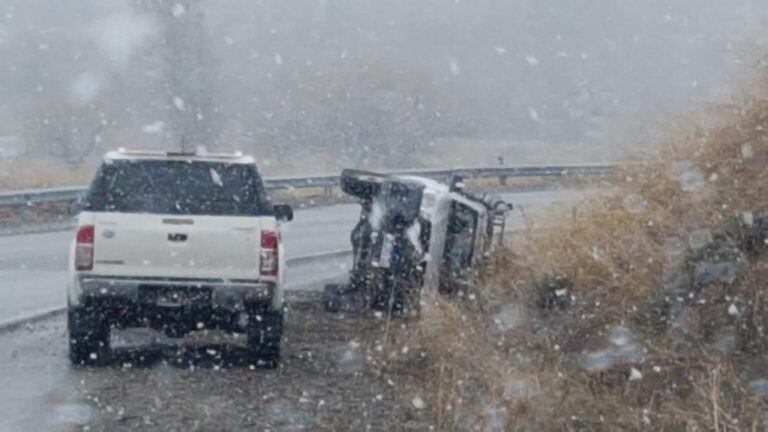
[{"left": 103, "top": 149, "right": 256, "bottom": 165}]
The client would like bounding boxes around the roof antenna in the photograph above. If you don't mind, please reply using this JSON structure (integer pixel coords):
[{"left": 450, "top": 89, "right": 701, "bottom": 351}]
[{"left": 180, "top": 135, "right": 187, "bottom": 152}]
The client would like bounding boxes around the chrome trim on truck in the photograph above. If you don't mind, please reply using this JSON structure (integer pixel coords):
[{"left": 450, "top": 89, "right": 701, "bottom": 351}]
[{"left": 78, "top": 276, "right": 274, "bottom": 311}]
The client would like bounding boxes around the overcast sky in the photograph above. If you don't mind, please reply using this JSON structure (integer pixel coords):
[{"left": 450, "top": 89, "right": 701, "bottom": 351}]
[{"left": 1, "top": 0, "right": 767, "bottom": 164}]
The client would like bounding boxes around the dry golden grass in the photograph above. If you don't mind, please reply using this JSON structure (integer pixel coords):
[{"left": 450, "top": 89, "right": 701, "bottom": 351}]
[
  {"left": 0, "top": 157, "right": 98, "bottom": 190},
  {"left": 393, "top": 77, "right": 768, "bottom": 430}
]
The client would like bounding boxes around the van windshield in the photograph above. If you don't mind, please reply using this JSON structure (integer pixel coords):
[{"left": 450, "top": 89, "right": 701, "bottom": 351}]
[{"left": 85, "top": 160, "right": 270, "bottom": 216}]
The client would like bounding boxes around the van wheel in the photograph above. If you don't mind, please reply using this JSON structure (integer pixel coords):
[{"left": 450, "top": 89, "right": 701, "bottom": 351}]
[
  {"left": 322, "top": 284, "right": 344, "bottom": 313},
  {"left": 402, "top": 284, "right": 422, "bottom": 317},
  {"left": 375, "top": 279, "right": 421, "bottom": 316},
  {"left": 246, "top": 308, "right": 284, "bottom": 368},
  {"left": 68, "top": 306, "right": 110, "bottom": 366}
]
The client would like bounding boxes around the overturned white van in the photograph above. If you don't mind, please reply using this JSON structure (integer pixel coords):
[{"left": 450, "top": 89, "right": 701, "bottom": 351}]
[{"left": 324, "top": 169, "right": 511, "bottom": 314}]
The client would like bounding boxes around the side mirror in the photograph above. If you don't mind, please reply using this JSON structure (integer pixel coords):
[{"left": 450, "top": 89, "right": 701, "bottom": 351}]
[
  {"left": 69, "top": 196, "right": 84, "bottom": 216},
  {"left": 274, "top": 204, "right": 294, "bottom": 222}
]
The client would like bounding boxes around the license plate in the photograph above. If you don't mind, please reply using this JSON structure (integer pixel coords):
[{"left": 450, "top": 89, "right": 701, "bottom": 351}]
[{"left": 157, "top": 290, "right": 186, "bottom": 308}]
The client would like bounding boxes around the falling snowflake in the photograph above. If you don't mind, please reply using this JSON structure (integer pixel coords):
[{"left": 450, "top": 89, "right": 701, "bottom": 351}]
[
  {"left": 70, "top": 73, "right": 101, "bottom": 103},
  {"left": 141, "top": 121, "right": 166, "bottom": 134},
  {"left": 741, "top": 143, "right": 754, "bottom": 160},
  {"left": 449, "top": 59, "right": 460, "bottom": 76},
  {"left": 525, "top": 55, "right": 540, "bottom": 66},
  {"left": 173, "top": 97, "right": 185, "bottom": 111},
  {"left": 528, "top": 106, "right": 541, "bottom": 122},
  {"left": 411, "top": 396, "right": 425, "bottom": 409},
  {"left": 172, "top": 3, "right": 186, "bottom": 18},
  {"left": 728, "top": 304, "right": 740, "bottom": 316},
  {"left": 743, "top": 212, "right": 754, "bottom": 227},
  {"left": 210, "top": 169, "right": 224, "bottom": 187}
]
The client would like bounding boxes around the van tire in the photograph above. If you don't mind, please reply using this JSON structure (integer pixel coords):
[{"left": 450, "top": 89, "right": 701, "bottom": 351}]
[{"left": 322, "top": 284, "right": 346, "bottom": 313}]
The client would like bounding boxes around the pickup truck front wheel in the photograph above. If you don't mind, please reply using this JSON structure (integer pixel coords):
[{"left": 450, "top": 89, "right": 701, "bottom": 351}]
[
  {"left": 246, "top": 308, "right": 283, "bottom": 368},
  {"left": 68, "top": 306, "right": 110, "bottom": 366}
]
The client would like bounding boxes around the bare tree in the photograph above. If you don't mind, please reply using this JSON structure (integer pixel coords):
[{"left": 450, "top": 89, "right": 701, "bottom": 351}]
[
  {"left": 133, "top": 0, "right": 221, "bottom": 151},
  {"left": 251, "top": 58, "right": 466, "bottom": 168}
]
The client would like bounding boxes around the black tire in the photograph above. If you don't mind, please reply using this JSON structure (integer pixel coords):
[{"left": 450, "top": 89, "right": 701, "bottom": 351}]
[
  {"left": 370, "top": 276, "right": 391, "bottom": 312},
  {"left": 68, "top": 306, "right": 110, "bottom": 366},
  {"left": 401, "top": 283, "right": 422, "bottom": 317},
  {"left": 388, "top": 282, "right": 421, "bottom": 316},
  {"left": 322, "top": 284, "right": 344, "bottom": 313},
  {"left": 373, "top": 277, "right": 421, "bottom": 316},
  {"left": 246, "top": 308, "right": 284, "bottom": 368}
]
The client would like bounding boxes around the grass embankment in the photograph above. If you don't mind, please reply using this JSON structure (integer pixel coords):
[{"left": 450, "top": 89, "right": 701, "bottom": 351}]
[
  {"left": 387, "top": 96, "right": 768, "bottom": 429},
  {"left": 0, "top": 157, "right": 97, "bottom": 190}
]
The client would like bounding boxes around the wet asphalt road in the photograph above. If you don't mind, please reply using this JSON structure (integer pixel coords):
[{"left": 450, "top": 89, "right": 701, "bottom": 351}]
[
  {"left": 0, "top": 189, "right": 588, "bottom": 431},
  {"left": 0, "top": 280, "right": 401, "bottom": 431},
  {"left": 0, "top": 203, "right": 362, "bottom": 323}
]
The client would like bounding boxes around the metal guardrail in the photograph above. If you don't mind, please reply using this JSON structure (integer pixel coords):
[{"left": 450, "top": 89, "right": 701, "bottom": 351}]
[
  {"left": 0, "top": 185, "right": 89, "bottom": 206},
  {"left": 0, "top": 164, "right": 617, "bottom": 207}
]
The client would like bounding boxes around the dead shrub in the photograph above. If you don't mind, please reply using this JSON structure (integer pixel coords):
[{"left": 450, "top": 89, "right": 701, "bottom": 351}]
[{"left": 387, "top": 73, "right": 768, "bottom": 430}]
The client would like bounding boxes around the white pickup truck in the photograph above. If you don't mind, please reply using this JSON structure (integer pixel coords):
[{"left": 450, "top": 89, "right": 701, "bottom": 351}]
[{"left": 67, "top": 150, "right": 293, "bottom": 367}]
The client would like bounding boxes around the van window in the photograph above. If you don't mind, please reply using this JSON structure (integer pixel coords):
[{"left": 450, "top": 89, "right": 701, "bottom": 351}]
[{"left": 440, "top": 201, "right": 478, "bottom": 294}]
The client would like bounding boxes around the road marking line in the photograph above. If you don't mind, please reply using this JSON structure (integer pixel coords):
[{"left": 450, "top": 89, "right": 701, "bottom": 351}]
[
  {"left": 0, "top": 250, "right": 355, "bottom": 333},
  {"left": 0, "top": 306, "right": 67, "bottom": 334}
]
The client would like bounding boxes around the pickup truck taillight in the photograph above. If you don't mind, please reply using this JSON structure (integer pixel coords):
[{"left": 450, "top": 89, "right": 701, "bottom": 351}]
[
  {"left": 75, "top": 225, "right": 95, "bottom": 271},
  {"left": 260, "top": 230, "right": 278, "bottom": 276}
]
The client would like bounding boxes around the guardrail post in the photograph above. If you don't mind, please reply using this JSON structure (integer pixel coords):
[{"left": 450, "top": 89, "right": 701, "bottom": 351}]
[{"left": 18, "top": 203, "right": 31, "bottom": 224}]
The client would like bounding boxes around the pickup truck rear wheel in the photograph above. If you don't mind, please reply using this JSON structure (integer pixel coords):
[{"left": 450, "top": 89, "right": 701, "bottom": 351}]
[
  {"left": 246, "top": 308, "right": 284, "bottom": 368},
  {"left": 68, "top": 306, "right": 110, "bottom": 366}
]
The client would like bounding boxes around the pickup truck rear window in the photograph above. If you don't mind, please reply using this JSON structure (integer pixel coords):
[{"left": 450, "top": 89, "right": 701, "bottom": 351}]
[{"left": 85, "top": 160, "right": 270, "bottom": 216}]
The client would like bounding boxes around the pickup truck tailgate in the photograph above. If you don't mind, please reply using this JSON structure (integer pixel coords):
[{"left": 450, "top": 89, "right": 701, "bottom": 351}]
[{"left": 91, "top": 213, "right": 263, "bottom": 280}]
